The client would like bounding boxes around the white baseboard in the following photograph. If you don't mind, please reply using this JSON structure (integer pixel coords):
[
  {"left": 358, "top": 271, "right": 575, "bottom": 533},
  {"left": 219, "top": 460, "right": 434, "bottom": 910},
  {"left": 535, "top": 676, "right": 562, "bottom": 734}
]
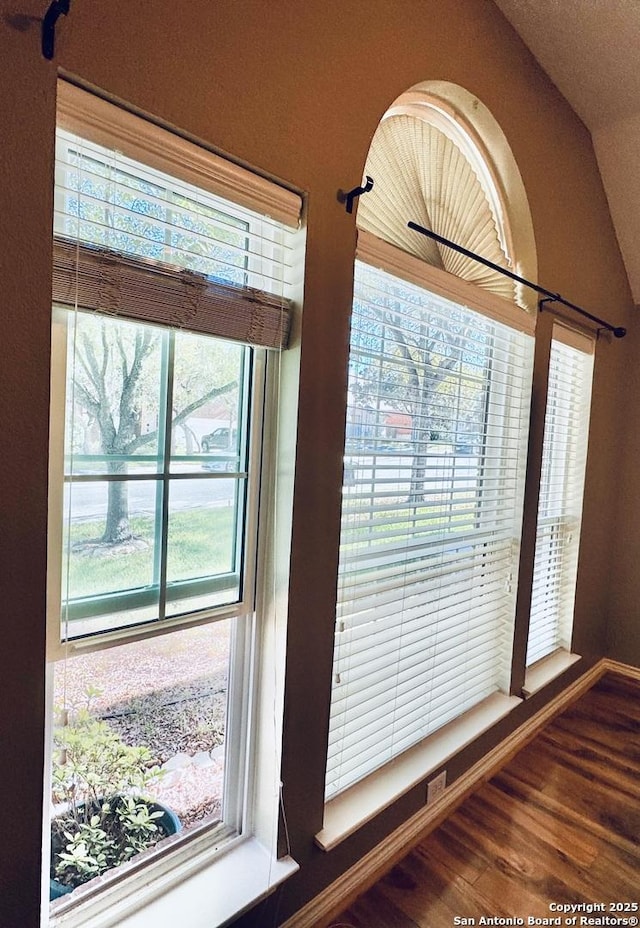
[{"left": 282, "top": 657, "right": 621, "bottom": 928}]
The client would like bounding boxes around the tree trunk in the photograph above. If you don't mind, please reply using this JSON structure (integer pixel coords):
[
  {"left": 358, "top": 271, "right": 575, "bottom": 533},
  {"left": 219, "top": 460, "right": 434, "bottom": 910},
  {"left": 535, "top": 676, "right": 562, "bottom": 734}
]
[
  {"left": 101, "top": 461, "right": 133, "bottom": 544},
  {"left": 408, "top": 390, "right": 430, "bottom": 504},
  {"left": 408, "top": 450, "right": 428, "bottom": 504}
]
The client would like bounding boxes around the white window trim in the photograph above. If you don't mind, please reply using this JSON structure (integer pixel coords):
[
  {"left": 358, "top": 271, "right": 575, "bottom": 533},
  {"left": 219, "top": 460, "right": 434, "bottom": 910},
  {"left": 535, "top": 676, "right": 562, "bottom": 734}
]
[
  {"left": 44, "top": 81, "right": 304, "bottom": 927},
  {"left": 382, "top": 93, "right": 513, "bottom": 263},
  {"left": 57, "top": 81, "right": 301, "bottom": 229},
  {"left": 317, "top": 692, "right": 521, "bottom": 851},
  {"left": 523, "top": 320, "right": 596, "bottom": 676},
  {"left": 48, "top": 831, "right": 297, "bottom": 928},
  {"left": 44, "top": 353, "right": 299, "bottom": 928},
  {"left": 356, "top": 230, "right": 536, "bottom": 336},
  {"left": 523, "top": 650, "right": 581, "bottom": 698},
  {"left": 323, "top": 233, "right": 534, "bottom": 823},
  {"left": 551, "top": 321, "right": 595, "bottom": 355}
]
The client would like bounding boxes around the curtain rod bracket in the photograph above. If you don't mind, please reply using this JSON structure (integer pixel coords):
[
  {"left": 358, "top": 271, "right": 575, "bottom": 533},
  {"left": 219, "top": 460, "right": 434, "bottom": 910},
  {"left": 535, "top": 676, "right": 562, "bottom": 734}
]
[
  {"left": 407, "top": 221, "right": 626, "bottom": 339},
  {"left": 42, "top": 0, "right": 70, "bottom": 61},
  {"left": 538, "top": 296, "right": 626, "bottom": 339},
  {"left": 339, "top": 176, "right": 374, "bottom": 214}
]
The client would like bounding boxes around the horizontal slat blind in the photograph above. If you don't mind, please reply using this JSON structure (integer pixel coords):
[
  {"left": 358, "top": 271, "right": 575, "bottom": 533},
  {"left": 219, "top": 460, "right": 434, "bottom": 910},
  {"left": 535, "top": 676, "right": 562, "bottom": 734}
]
[
  {"left": 526, "top": 326, "right": 594, "bottom": 666},
  {"left": 53, "top": 119, "right": 298, "bottom": 348},
  {"left": 57, "top": 80, "right": 302, "bottom": 228},
  {"left": 326, "top": 260, "right": 533, "bottom": 798}
]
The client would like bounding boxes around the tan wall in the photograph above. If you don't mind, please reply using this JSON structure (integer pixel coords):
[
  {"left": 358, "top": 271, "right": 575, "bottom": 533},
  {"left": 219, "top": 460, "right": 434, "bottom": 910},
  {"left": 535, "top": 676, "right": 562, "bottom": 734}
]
[
  {"left": 606, "top": 309, "right": 640, "bottom": 664},
  {"left": 0, "top": 1, "right": 634, "bottom": 925}
]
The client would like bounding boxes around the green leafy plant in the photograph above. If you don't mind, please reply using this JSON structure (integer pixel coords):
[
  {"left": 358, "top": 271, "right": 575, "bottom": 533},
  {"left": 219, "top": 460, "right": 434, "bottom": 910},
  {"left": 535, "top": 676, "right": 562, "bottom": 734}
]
[{"left": 51, "top": 689, "right": 170, "bottom": 891}]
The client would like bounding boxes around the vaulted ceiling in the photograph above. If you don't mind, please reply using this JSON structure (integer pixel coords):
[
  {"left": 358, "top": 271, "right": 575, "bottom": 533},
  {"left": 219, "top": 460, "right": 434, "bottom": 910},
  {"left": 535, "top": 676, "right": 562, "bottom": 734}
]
[{"left": 494, "top": 0, "right": 640, "bottom": 304}]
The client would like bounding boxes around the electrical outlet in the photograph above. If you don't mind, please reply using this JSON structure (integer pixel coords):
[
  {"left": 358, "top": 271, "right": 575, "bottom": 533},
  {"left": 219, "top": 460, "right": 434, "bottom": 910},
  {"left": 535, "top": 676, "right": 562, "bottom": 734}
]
[{"left": 426, "top": 770, "right": 447, "bottom": 805}]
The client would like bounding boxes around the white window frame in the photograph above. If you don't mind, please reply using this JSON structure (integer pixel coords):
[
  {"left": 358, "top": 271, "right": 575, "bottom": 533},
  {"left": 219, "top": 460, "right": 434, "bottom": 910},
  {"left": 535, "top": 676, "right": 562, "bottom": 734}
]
[
  {"left": 523, "top": 323, "right": 595, "bottom": 694},
  {"left": 46, "top": 315, "right": 266, "bottom": 656},
  {"left": 43, "top": 80, "right": 302, "bottom": 928},
  {"left": 44, "top": 354, "right": 298, "bottom": 928},
  {"left": 318, "top": 231, "right": 532, "bottom": 848}
]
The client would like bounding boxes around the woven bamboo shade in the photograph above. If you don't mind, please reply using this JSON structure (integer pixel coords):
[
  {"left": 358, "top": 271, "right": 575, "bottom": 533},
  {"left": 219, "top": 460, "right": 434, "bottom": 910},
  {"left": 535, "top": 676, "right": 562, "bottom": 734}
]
[{"left": 52, "top": 238, "right": 291, "bottom": 349}]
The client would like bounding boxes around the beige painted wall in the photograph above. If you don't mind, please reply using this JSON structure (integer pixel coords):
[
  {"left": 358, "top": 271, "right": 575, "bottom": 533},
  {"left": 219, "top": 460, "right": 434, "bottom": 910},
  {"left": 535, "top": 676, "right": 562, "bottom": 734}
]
[{"left": 0, "top": 1, "right": 634, "bottom": 925}]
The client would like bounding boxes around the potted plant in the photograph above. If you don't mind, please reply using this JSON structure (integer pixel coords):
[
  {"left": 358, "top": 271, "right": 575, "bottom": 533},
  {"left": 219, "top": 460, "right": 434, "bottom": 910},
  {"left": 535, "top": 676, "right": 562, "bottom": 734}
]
[{"left": 50, "top": 695, "right": 181, "bottom": 900}]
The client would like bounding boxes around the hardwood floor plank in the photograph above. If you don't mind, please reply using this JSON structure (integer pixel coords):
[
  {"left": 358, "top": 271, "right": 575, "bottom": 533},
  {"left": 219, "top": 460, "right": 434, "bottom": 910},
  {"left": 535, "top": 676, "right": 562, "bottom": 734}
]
[
  {"left": 493, "top": 767, "right": 640, "bottom": 858},
  {"left": 414, "top": 827, "right": 490, "bottom": 886},
  {"left": 586, "top": 845, "right": 640, "bottom": 898},
  {"left": 548, "top": 714, "right": 640, "bottom": 764},
  {"left": 531, "top": 745, "right": 640, "bottom": 836},
  {"left": 379, "top": 847, "right": 495, "bottom": 927},
  {"left": 501, "top": 741, "right": 640, "bottom": 843},
  {"left": 476, "top": 780, "right": 599, "bottom": 867},
  {"left": 445, "top": 796, "right": 603, "bottom": 906},
  {"left": 332, "top": 671, "right": 640, "bottom": 928},
  {"left": 590, "top": 672, "right": 640, "bottom": 708},
  {"left": 538, "top": 726, "right": 640, "bottom": 787},
  {"left": 549, "top": 694, "right": 640, "bottom": 747},
  {"left": 377, "top": 855, "right": 477, "bottom": 927},
  {"left": 550, "top": 675, "right": 640, "bottom": 751},
  {"left": 464, "top": 787, "right": 639, "bottom": 904},
  {"left": 471, "top": 865, "right": 558, "bottom": 918},
  {"left": 339, "top": 883, "right": 422, "bottom": 928}
]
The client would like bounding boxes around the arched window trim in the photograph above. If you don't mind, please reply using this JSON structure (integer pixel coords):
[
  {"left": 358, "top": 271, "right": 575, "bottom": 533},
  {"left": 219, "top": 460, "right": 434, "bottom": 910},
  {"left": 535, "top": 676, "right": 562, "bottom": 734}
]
[
  {"left": 382, "top": 93, "right": 513, "bottom": 266},
  {"left": 357, "top": 81, "right": 538, "bottom": 315},
  {"left": 411, "top": 81, "right": 538, "bottom": 301}
]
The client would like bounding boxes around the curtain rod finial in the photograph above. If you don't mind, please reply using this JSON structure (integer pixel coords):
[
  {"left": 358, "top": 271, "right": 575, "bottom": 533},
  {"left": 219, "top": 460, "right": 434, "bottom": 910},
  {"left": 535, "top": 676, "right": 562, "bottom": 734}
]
[{"left": 42, "top": 0, "right": 70, "bottom": 61}]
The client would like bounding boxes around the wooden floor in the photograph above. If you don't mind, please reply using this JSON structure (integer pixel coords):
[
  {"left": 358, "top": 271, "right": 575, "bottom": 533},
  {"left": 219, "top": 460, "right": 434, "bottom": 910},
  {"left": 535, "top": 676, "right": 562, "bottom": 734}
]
[{"left": 332, "top": 672, "right": 640, "bottom": 928}]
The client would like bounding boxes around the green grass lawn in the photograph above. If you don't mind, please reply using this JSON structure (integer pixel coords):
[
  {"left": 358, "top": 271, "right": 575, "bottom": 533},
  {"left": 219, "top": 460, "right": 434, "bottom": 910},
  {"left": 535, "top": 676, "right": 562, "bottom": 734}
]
[
  {"left": 66, "top": 507, "right": 235, "bottom": 599},
  {"left": 340, "top": 501, "right": 476, "bottom": 552}
]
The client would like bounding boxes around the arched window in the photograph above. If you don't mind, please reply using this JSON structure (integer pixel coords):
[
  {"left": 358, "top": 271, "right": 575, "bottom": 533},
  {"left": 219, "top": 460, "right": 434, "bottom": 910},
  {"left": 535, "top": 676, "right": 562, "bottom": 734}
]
[
  {"left": 358, "top": 91, "right": 516, "bottom": 299},
  {"left": 357, "top": 82, "right": 537, "bottom": 305},
  {"left": 322, "top": 84, "right": 538, "bottom": 824}
]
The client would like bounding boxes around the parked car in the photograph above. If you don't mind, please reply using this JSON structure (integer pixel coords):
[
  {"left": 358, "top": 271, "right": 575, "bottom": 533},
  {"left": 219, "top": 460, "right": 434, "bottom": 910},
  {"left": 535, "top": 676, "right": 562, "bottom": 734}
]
[
  {"left": 201, "top": 427, "right": 237, "bottom": 452},
  {"left": 201, "top": 452, "right": 239, "bottom": 473}
]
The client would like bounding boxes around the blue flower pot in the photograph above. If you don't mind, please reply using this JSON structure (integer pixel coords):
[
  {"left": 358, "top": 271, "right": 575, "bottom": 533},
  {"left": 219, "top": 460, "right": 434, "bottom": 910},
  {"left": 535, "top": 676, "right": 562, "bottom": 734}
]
[{"left": 50, "top": 799, "right": 182, "bottom": 901}]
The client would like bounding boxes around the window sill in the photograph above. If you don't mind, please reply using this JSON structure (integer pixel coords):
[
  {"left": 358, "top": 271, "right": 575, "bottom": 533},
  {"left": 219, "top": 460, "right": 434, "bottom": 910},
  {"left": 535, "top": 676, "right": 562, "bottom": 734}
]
[
  {"left": 48, "top": 837, "right": 298, "bottom": 928},
  {"left": 316, "top": 691, "right": 521, "bottom": 851},
  {"left": 523, "top": 650, "right": 581, "bottom": 698}
]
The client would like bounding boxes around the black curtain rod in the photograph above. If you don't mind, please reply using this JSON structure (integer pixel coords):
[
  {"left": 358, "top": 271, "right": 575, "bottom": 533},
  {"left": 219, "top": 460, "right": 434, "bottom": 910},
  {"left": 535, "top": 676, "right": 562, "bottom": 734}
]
[{"left": 407, "top": 221, "right": 626, "bottom": 339}]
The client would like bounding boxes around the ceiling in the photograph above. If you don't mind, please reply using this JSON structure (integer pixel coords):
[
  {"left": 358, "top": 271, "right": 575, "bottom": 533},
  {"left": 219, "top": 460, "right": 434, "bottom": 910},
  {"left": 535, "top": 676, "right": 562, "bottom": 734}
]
[{"left": 493, "top": 0, "right": 640, "bottom": 304}]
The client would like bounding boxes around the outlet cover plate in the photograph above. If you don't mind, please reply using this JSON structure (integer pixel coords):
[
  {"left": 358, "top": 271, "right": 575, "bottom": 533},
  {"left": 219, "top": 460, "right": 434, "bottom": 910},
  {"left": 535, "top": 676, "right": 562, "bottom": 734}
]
[{"left": 427, "top": 770, "right": 447, "bottom": 805}]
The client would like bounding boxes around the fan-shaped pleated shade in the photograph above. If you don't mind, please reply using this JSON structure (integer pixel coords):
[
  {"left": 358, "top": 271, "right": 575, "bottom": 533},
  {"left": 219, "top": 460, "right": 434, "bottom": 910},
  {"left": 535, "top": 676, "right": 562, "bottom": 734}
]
[{"left": 357, "top": 114, "right": 516, "bottom": 302}]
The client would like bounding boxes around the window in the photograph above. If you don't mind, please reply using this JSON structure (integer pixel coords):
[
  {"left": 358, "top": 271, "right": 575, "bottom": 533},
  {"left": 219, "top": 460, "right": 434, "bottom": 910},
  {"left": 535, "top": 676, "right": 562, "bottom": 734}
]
[
  {"left": 55, "top": 314, "right": 253, "bottom": 638},
  {"left": 325, "top": 236, "right": 534, "bottom": 798},
  {"left": 46, "top": 82, "right": 301, "bottom": 919},
  {"left": 526, "top": 325, "right": 594, "bottom": 667},
  {"left": 324, "top": 85, "right": 538, "bottom": 815},
  {"left": 356, "top": 92, "right": 527, "bottom": 306}
]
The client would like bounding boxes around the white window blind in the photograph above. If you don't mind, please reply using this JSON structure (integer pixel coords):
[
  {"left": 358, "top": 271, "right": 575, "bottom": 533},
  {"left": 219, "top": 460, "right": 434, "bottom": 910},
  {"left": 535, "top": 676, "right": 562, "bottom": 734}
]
[
  {"left": 325, "top": 256, "right": 533, "bottom": 798},
  {"left": 53, "top": 81, "right": 300, "bottom": 348},
  {"left": 526, "top": 325, "right": 594, "bottom": 666}
]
